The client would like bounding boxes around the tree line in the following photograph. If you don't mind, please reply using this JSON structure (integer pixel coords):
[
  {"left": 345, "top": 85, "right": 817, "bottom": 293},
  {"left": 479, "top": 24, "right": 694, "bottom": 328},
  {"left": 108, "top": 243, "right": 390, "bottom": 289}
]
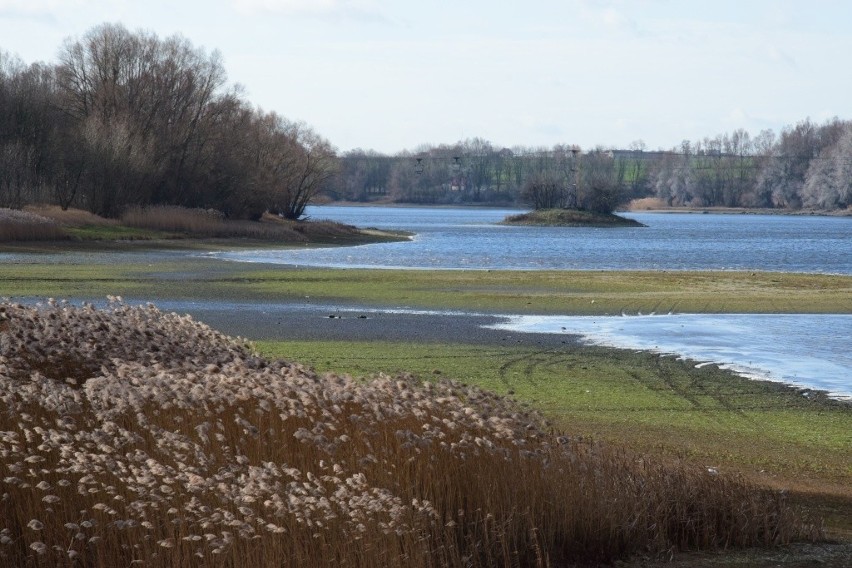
[
  {"left": 2, "top": 23, "right": 850, "bottom": 219},
  {"left": 325, "top": 141, "right": 632, "bottom": 213},
  {"left": 0, "top": 23, "right": 335, "bottom": 220},
  {"left": 330, "top": 118, "right": 852, "bottom": 212}
]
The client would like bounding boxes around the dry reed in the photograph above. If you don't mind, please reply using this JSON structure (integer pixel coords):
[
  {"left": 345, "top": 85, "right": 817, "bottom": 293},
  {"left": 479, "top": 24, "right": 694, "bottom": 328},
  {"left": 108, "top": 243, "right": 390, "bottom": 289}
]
[
  {"left": 626, "top": 197, "right": 669, "bottom": 210},
  {"left": 23, "top": 206, "right": 117, "bottom": 228},
  {"left": 0, "top": 300, "right": 822, "bottom": 567},
  {"left": 0, "top": 208, "right": 68, "bottom": 242},
  {"left": 121, "top": 206, "right": 307, "bottom": 240}
]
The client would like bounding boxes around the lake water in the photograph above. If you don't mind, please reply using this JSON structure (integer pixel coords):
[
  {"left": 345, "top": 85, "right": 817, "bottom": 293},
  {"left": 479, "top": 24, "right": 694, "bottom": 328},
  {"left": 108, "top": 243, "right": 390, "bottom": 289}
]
[
  {"left": 208, "top": 205, "right": 852, "bottom": 273},
  {"left": 205, "top": 205, "right": 852, "bottom": 399}
]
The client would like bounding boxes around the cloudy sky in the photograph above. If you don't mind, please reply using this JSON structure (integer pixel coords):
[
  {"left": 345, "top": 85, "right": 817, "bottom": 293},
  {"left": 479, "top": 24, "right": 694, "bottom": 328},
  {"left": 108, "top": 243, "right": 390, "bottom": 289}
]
[{"left": 1, "top": 0, "right": 851, "bottom": 153}]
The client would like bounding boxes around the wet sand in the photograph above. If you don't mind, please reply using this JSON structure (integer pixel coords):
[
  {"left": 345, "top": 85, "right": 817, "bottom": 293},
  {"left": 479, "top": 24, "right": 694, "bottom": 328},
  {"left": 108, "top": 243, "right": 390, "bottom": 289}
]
[{"left": 168, "top": 301, "right": 580, "bottom": 348}]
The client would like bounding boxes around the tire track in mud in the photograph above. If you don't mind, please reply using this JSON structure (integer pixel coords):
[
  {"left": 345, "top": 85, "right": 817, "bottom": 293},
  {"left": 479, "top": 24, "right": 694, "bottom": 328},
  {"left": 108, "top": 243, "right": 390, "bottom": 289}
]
[
  {"left": 497, "top": 349, "right": 579, "bottom": 389},
  {"left": 496, "top": 348, "right": 771, "bottom": 414}
]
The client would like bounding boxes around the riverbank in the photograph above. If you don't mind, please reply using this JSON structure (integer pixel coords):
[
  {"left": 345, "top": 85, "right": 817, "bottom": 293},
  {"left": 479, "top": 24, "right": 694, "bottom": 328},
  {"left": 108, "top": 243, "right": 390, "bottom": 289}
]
[
  {"left": 0, "top": 205, "right": 408, "bottom": 249},
  {"left": 625, "top": 197, "right": 852, "bottom": 216}
]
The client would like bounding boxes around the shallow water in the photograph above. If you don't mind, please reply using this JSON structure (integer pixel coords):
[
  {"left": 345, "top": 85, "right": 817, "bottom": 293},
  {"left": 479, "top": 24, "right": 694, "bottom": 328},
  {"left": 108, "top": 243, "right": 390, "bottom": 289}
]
[{"left": 487, "top": 313, "right": 852, "bottom": 399}]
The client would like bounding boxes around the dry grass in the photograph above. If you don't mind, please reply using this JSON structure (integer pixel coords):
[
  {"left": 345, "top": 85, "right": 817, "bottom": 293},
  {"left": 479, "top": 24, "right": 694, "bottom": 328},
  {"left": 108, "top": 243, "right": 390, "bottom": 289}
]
[
  {"left": 2, "top": 204, "right": 395, "bottom": 245},
  {"left": 625, "top": 197, "right": 670, "bottom": 210},
  {"left": 0, "top": 208, "right": 68, "bottom": 242},
  {"left": 120, "top": 206, "right": 361, "bottom": 241},
  {"left": 0, "top": 300, "right": 823, "bottom": 567},
  {"left": 121, "top": 206, "right": 242, "bottom": 237},
  {"left": 24, "top": 205, "right": 117, "bottom": 228}
]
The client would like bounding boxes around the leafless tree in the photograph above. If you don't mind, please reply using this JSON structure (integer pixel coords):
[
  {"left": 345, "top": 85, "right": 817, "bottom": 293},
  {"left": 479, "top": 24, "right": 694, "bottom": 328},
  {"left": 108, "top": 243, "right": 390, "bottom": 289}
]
[{"left": 521, "top": 173, "right": 565, "bottom": 209}]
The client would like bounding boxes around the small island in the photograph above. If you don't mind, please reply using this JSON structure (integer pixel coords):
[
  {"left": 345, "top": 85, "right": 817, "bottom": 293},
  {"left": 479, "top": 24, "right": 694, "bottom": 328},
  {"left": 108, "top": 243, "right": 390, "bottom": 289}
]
[{"left": 502, "top": 208, "right": 646, "bottom": 227}]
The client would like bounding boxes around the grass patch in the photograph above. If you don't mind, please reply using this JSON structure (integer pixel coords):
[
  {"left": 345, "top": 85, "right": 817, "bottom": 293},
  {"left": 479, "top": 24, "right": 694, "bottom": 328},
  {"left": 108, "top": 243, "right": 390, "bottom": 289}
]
[
  {"left": 232, "top": 268, "right": 852, "bottom": 314},
  {"left": 1, "top": 262, "right": 850, "bottom": 314}
]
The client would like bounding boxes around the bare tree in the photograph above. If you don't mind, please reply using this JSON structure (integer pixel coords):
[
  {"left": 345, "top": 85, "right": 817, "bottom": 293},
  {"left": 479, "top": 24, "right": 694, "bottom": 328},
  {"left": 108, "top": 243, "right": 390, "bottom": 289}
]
[
  {"left": 521, "top": 173, "right": 565, "bottom": 209},
  {"left": 579, "top": 149, "right": 626, "bottom": 213},
  {"left": 803, "top": 124, "right": 852, "bottom": 209},
  {"left": 261, "top": 119, "right": 337, "bottom": 220}
]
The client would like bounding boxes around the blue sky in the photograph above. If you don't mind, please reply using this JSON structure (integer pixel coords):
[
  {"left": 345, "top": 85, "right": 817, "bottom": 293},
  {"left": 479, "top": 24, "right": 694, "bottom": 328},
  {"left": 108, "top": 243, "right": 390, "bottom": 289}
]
[{"left": 1, "top": 1, "right": 851, "bottom": 153}]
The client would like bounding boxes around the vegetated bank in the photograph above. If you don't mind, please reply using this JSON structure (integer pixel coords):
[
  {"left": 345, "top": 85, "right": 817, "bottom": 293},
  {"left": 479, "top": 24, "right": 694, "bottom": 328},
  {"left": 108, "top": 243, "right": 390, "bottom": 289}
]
[
  {"left": 502, "top": 208, "right": 646, "bottom": 227},
  {"left": 0, "top": 205, "right": 406, "bottom": 248},
  {"left": 0, "top": 300, "right": 824, "bottom": 567}
]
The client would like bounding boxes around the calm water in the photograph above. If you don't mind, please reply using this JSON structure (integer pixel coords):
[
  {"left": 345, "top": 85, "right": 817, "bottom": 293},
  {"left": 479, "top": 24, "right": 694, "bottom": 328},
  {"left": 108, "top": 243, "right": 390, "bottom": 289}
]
[{"left": 207, "top": 205, "right": 852, "bottom": 273}]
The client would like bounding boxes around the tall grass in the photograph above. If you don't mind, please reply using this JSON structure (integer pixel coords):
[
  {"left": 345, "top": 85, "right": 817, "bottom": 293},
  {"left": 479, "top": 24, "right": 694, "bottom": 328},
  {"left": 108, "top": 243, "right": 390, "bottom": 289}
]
[
  {"left": 24, "top": 205, "right": 117, "bottom": 228},
  {"left": 121, "top": 206, "right": 308, "bottom": 240},
  {"left": 0, "top": 300, "right": 821, "bottom": 566},
  {"left": 626, "top": 197, "right": 669, "bottom": 210},
  {"left": 0, "top": 208, "right": 68, "bottom": 242}
]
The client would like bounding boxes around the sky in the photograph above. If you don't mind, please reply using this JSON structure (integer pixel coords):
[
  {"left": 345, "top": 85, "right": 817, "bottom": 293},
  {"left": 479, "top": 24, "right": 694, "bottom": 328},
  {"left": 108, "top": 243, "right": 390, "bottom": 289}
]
[{"left": 1, "top": 0, "right": 851, "bottom": 154}]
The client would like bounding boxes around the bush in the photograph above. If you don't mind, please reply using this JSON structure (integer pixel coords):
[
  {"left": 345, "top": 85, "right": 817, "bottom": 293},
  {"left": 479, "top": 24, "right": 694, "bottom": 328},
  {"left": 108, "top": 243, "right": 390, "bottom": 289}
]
[{"left": 0, "top": 208, "right": 67, "bottom": 242}]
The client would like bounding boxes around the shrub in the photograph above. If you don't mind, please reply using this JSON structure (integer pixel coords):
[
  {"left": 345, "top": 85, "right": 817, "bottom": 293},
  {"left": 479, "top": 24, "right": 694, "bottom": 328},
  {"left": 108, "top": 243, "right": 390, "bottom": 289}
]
[{"left": 0, "top": 208, "right": 67, "bottom": 242}]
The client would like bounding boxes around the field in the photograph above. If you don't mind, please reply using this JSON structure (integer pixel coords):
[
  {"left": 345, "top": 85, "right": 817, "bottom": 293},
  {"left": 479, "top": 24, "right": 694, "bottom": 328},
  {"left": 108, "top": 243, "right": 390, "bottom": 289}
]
[{"left": 1, "top": 254, "right": 851, "bottom": 565}]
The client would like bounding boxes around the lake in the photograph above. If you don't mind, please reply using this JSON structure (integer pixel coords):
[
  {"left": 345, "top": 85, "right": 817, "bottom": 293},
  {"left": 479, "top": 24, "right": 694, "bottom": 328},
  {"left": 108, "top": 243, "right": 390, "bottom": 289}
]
[
  {"left": 206, "top": 205, "right": 851, "bottom": 399},
  {"left": 207, "top": 205, "right": 852, "bottom": 273}
]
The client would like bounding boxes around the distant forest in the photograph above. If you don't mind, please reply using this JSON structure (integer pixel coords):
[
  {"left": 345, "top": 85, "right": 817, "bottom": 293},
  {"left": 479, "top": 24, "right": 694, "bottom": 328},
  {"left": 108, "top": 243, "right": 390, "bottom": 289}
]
[
  {"left": 330, "top": 120, "right": 852, "bottom": 212},
  {"left": 2, "top": 23, "right": 851, "bottom": 219}
]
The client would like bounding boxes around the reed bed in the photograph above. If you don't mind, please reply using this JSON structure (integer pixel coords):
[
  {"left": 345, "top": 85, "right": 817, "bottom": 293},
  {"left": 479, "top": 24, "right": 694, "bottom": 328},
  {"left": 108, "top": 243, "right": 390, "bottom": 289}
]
[
  {"left": 0, "top": 300, "right": 821, "bottom": 567},
  {"left": 0, "top": 208, "right": 68, "bottom": 242},
  {"left": 121, "top": 206, "right": 307, "bottom": 240},
  {"left": 23, "top": 206, "right": 117, "bottom": 228}
]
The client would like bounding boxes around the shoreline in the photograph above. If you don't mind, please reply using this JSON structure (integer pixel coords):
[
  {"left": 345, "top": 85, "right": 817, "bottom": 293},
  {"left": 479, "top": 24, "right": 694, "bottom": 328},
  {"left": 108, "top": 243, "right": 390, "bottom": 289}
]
[{"left": 623, "top": 206, "right": 852, "bottom": 217}]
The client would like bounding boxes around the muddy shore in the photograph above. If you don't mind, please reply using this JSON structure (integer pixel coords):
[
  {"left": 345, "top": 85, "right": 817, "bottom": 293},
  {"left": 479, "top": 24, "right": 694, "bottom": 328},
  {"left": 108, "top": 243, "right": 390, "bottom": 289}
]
[{"left": 127, "top": 299, "right": 583, "bottom": 348}]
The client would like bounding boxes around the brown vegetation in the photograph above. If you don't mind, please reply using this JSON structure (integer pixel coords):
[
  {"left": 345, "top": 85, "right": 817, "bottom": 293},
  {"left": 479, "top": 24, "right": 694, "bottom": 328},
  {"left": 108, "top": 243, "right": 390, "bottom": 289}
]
[
  {"left": 626, "top": 197, "right": 670, "bottom": 211},
  {"left": 0, "top": 300, "right": 822, "bottom": 566},
  {"left": 0, "top": 208, "right": 68, "bottom": 241},
  {"left": 25, "top": 205, "right": 118, "bottom": 227},
  {"left": 0, "top": 204, "right": 384, "bottom": 245}
]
